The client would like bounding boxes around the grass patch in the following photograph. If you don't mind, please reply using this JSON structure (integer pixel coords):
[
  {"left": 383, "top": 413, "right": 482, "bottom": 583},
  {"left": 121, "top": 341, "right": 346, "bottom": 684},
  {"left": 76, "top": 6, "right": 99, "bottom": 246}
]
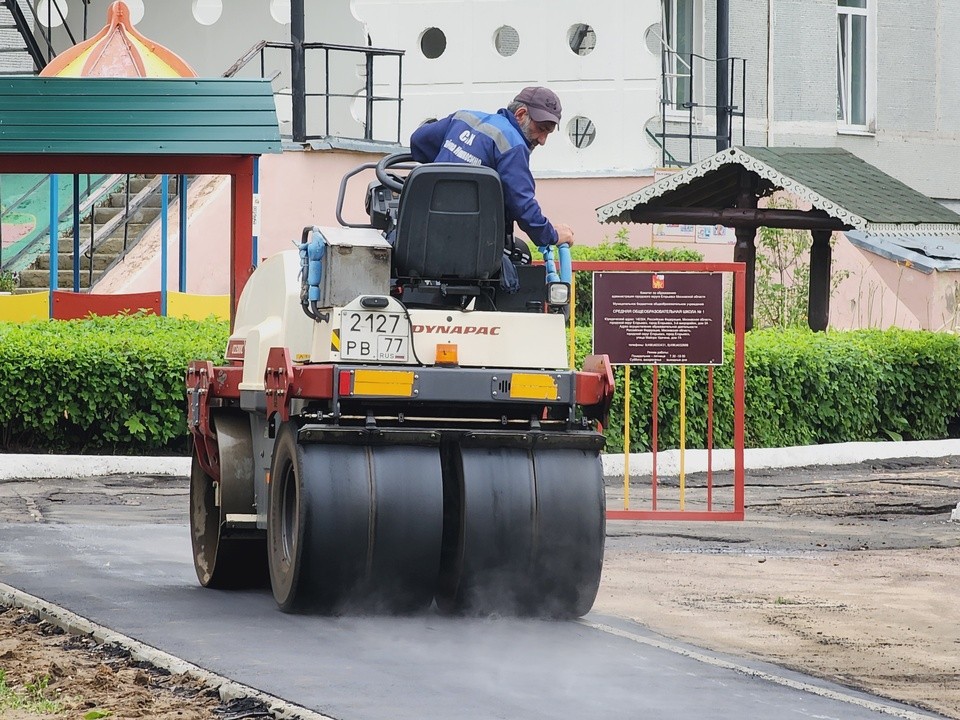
[{"left": 0, "top": 669, "right": 63, "bottom": 714}]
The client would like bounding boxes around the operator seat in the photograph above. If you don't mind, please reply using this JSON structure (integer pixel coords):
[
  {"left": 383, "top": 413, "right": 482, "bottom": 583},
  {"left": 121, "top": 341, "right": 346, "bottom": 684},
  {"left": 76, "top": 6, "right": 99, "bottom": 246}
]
[{"left": 392, "top": 163, "right": 504, "bottom": 283}]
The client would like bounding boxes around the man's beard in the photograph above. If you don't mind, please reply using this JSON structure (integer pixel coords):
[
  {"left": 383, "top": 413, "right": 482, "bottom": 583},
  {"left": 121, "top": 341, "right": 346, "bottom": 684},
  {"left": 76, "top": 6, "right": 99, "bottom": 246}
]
[{"left": 518, "top": 115, "right": 539, "bottom": 150}]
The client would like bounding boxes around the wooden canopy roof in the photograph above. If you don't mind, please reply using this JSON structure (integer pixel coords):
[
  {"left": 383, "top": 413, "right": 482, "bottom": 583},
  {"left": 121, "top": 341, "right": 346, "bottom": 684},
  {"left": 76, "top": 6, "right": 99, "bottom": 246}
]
[
  {"left": 597, "top": 147, "right": 960, "bottom": 235},
  {"left": 0, "top": 76, "right": 280, "bottom": 156}
]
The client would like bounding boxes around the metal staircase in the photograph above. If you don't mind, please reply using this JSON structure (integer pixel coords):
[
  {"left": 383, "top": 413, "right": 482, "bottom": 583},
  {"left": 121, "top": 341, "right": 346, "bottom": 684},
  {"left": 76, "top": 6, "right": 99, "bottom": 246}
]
[
  {"left": 0, "top": 0, "right": 36, "bottom": 75},
  {"left": 10, "top": 175, "right": 181, "bottom": 292}
]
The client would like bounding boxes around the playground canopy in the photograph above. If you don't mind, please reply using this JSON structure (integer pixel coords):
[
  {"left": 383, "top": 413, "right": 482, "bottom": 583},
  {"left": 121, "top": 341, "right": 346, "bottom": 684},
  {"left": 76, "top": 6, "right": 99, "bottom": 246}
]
[{"left": 0, "top": 75, "right": 281, "bottom": 321}]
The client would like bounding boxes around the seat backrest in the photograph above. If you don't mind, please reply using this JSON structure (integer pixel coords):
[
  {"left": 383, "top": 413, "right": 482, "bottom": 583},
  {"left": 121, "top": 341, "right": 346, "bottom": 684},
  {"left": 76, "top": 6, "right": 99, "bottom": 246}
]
[{"left": 392, "top": 163, "right": 504, "bottom": 281}]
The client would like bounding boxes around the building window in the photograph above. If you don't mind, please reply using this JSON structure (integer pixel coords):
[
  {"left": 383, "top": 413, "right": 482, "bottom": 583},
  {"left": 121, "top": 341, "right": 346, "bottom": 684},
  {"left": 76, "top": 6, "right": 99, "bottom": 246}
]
[
  {"left": 567, "top": 116, "right": 596, "bottom": 148},
  {"left": 663, "top": 0, "right": 701, "bottom": 114},
  {"left": 567, "top": 24, "right": 596, "bottom": 56},
  {"left": 420, "top": 27, "right": 446, "bottom": 59},
  {"left": 837, "top": 0, "right": 874, "bottom": 130},
  {"left": 494, "top": 25, "right": 520, "bottom": 57}
]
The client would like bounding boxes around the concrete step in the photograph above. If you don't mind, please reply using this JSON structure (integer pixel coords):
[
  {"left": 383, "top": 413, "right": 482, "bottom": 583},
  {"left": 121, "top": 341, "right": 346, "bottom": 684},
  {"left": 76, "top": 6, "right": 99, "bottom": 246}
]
[
  {"left": 18, "top": 268, "right": 102, "bottom": 289},
  {"left": 106, "top": 191, "right": 171, "bottom": 209},
  {"left": 34, "top": 253, "right": 115, "bottom": 272},
  {"left": 94, "top": 204, "right": 160, "bottom": 224},
  {"left": 126, "top": 176, "right": 179, "bottom": 194},
  {"left": 57, "top": 223, "right": 149, "bottom": 248}
]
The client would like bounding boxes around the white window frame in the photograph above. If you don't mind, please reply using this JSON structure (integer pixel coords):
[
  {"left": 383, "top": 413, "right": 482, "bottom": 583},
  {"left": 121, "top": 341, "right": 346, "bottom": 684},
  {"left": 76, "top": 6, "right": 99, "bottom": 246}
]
[
  {"left": 662, "top": 0, "right": 703, "bottom": 120},
  {"left": 837, "top": 0, "right": 876, "bottom": 133}
]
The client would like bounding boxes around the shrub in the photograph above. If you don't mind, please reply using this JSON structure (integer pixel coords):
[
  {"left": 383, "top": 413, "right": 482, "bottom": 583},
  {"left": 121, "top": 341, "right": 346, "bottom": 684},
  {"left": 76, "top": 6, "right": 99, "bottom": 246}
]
[
  {"left": 575, "top": 326, "right": 960, "bottom": 452},
  {"left": 3, "top": 317, "right": 959, "bottom": 455},
  {"left": 0, "top": 314, "right": 228, "bottom": 453}
]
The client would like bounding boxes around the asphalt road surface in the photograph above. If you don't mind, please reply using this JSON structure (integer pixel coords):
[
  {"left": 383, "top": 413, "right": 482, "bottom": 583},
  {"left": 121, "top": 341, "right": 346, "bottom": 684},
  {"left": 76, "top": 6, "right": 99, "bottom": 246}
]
[{"left": 0, "top": 471, "right": 951, "bottom": 720}]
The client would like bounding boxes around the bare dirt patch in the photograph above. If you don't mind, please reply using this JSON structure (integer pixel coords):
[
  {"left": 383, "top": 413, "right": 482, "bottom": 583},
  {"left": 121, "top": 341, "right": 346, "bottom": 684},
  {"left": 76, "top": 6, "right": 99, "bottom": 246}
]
[
  {"left": 597, "top": 456, "right": 960, "bottom": 719},
  {"left": 0, "top": 605, "right": 237, "bottom": 719}
]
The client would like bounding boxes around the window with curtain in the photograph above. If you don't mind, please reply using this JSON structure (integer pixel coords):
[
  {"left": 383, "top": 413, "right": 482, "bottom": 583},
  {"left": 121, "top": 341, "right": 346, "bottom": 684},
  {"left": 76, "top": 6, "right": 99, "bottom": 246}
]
[{"left": 837, "top": 0, "right": 872, "bottom": 129}]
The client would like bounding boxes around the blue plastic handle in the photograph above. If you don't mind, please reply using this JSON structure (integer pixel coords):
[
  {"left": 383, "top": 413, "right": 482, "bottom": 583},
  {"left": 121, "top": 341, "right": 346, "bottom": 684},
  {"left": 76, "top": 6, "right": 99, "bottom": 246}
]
[
  {"left": 557, "top": 243, "right": 572, "bottom": 284},
  {"left": 539, "top": 243, "right": 572, "bottom": 284},
  {"left": 298, "top": 226, "right": 326, "bottom": 302},
  {"left": 539, "top": 245, "right": 558, "bottom": 283}
]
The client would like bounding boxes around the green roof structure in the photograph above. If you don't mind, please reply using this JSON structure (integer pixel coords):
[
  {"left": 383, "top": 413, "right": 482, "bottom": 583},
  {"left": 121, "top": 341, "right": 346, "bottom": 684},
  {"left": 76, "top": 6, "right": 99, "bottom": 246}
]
[
  {"left": 597, "top": 146, "right": 960, "bottom": 235},
  {"left": 0, "top": 76, "right": 281, "bottom": 155}
]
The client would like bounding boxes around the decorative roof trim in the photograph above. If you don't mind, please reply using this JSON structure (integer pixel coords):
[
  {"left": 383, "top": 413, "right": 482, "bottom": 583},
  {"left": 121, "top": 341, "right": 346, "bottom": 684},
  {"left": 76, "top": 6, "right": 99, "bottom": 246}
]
[
  {"left": 862, "top": 222, "right": 960, "bottom": 237},
  {"left": 596, "top": 147, "right": 870, "bottom": 230}
]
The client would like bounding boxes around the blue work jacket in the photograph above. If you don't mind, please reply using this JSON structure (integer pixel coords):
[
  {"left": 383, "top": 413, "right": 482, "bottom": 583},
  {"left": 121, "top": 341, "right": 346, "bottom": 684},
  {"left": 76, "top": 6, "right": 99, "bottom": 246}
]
[{"left": 409, "top": 108, "right": 559, "bottom": 247}]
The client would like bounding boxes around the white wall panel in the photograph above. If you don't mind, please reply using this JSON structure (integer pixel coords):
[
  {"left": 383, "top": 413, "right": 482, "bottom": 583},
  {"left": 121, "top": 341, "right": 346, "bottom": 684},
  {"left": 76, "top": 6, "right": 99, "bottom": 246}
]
[{"left": 352, "top": 0, "right": 663, "bottom": 174}]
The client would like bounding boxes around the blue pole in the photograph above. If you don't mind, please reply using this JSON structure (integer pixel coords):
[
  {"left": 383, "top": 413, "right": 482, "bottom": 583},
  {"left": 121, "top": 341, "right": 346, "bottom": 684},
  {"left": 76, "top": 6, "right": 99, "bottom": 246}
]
[
  {"left": 252, "top": 156, "right": 260, "bottom": 267},
  {"left": 161, "top": 174, "right": 169, "bottom": 316},
  {"left": 178, "top": 174, "right": 187, "bottom": 292},
  {"left": 49, "top": 175, "right": 58, "bottom": 318},
  {"left": 72, "top": 174, "right": 80, "bottom": 292}
]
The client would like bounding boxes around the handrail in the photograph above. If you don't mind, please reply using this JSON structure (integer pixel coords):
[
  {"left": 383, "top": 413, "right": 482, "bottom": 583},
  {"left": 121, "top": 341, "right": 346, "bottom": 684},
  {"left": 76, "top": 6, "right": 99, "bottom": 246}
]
[
  {"left": 657, "top": 45, "right": 747, "bottom": 166},
  {"left": 222, "top": 40, "right": 268, "bottom": 78},
  {"left": 0, "top": 173, "right": 115, "bottom": 270},
  {"left": 2, "top": 0, "right": 45, "bottom": 71},
  {"left": 80, "top": 175, "right": 161, "bottom": 258},
  {"left": 26, "top": 0, "right": 78, "bottom": 63},
  {"left": 224, "top": 39, "right": 405, "bottom": 143},
  {"left": 0, "top": 175, "right": 48, "bottom": 223},
  {"left": 2, "top": 0, "right": 91, "bottom": 72}
]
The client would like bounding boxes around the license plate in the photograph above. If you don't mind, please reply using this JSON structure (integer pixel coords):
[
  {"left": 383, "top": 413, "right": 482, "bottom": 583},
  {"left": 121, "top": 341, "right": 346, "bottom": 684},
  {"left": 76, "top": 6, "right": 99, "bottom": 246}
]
[{"left": 340, "top": 310, "right": 410, "bottom": 362}]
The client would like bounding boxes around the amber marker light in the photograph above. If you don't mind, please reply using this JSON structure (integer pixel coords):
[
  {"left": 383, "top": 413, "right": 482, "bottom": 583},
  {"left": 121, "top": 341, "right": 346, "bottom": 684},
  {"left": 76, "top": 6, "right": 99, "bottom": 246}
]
[{"left": 435, "top": 343, "right": 459, "bottom": 366}]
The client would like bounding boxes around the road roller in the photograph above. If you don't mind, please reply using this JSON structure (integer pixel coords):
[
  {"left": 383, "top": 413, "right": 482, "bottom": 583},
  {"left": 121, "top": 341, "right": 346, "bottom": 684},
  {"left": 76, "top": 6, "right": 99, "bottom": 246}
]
[{"left": 186, "top": 152, "right": 615, "bottom": 617}]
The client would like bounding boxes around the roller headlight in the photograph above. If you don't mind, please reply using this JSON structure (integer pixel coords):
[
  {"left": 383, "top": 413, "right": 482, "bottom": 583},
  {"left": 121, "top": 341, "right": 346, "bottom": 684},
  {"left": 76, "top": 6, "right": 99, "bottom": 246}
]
[{"left": 547, "top": 281, "right": 570, "bottom": 306}]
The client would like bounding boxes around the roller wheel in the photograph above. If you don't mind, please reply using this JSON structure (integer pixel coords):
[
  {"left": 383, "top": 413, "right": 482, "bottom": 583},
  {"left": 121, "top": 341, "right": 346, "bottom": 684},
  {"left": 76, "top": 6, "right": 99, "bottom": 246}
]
[
  {"left": 267, "top": 422, "right": 443, "bottom": 614},
  {"left": 437, "top": 445, "right": 605, "bottom": 618},
  {"left": 189, "top": 429, "right": 268, "bottom": 589},
  {"left": 528, "top": 448, "right": 606, "bottom": 618}
]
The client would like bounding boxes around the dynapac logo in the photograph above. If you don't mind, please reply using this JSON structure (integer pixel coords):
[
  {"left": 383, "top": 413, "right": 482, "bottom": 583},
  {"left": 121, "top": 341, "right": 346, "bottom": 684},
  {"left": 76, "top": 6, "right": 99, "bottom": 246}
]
[{"left": 412, "top": 324, "right": 501, "bottom": 336}]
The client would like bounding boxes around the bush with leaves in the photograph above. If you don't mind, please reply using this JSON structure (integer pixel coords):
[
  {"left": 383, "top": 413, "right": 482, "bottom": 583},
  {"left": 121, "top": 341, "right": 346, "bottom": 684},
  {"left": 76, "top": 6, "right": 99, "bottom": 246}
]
[
  {"left": 0, "top": 314, "right": 228, "bottom": 453},
  {"left": 574, "top": 326, "right": 960, "bottom": 452},
  {"left": 3, "top": 316, "right": 959, "bottom": 455}
]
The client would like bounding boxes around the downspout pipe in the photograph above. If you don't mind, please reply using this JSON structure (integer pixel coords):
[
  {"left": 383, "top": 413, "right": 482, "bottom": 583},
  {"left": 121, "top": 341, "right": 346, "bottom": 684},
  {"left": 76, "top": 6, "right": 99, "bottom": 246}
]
[
  {"left": 291, "top": 0, "right": 306, "bottom": 143},
  {"left": 716, "top": 0, "right": 730, "bottom": 151}
]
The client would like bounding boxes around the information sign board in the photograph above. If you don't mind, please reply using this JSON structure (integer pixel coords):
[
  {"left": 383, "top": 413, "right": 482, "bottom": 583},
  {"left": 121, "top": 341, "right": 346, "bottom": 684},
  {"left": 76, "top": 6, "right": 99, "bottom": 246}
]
[{"left": 593, "top": 272, "right": 724, "bottom": 365}]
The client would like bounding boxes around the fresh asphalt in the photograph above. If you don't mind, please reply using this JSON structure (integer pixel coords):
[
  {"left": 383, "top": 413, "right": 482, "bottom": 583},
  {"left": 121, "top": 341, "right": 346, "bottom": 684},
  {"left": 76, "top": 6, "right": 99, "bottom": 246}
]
[{"left": 1, "top": 440, "right": 958, "bottom": 720}]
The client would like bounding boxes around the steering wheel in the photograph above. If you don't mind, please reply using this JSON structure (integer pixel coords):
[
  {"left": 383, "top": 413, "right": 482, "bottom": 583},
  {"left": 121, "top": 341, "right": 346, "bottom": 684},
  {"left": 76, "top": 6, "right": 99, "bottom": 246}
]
[{"left": 375, "top": 151, "right": 416, "bottom": 193}]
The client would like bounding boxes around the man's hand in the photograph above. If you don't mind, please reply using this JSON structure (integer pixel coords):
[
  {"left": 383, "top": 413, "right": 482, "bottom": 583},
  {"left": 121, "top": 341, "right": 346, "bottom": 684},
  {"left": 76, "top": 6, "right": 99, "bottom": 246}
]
[{"left": 555, "top": 223, "right": 575, "bottom": 246}]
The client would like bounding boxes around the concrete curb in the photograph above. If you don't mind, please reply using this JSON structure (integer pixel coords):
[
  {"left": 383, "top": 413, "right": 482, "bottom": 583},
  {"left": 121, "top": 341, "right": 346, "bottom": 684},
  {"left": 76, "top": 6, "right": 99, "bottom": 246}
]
[
  {"left": 3, "top": 438, "right": 960, "bottom": 482},
  {"left": 0, "top": 455, "right": 191, "bottom": 481},
  {"left": 0, "top": 582, "right": 336, "bottom": 720},
  {"left": 601, "top": 438, "right": 960, "bottom": 478}
]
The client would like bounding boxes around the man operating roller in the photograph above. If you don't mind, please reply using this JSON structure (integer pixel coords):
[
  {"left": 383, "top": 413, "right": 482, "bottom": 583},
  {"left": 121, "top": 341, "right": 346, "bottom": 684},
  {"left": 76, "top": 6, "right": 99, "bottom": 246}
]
[{"left": 409, "top": 85, "right": 576, "bottom": 267}]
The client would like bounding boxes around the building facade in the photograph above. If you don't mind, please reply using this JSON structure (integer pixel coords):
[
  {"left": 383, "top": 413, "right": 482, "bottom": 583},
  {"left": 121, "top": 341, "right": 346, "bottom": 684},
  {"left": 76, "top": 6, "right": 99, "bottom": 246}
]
[{"left": 9, "top": 0, "right": 960, "bottom": 329}]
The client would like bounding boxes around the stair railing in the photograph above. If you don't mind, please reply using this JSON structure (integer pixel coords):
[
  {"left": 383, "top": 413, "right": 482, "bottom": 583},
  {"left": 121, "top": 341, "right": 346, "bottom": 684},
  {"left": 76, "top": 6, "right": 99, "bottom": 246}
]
[
  {"left": 2, "top": 0, "right": 46, "bottom": 70},
  {"left": 0, "top": 173, "right": 115, "bottom": 272},
  {"left": 82, "top": 173, "right": 179, "bottom": 287},
  {"left": 1, "top": 0, "right": 89, "bottom": 71},
  {"left": 225, "top": 39, "right": 405, "bottom": 143}
]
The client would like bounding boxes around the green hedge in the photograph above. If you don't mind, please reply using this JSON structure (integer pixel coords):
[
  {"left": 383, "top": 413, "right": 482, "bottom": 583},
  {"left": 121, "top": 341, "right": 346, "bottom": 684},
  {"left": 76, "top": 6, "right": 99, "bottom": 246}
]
[
  {"left": 2, "top": 318, "right": 958, "bottom": 455},
  {"left": 0, "top": 315, "right": 228, "bottom": 453},
  {"left": 575, "top": 326, "right": 960, "bottom": 452}
]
